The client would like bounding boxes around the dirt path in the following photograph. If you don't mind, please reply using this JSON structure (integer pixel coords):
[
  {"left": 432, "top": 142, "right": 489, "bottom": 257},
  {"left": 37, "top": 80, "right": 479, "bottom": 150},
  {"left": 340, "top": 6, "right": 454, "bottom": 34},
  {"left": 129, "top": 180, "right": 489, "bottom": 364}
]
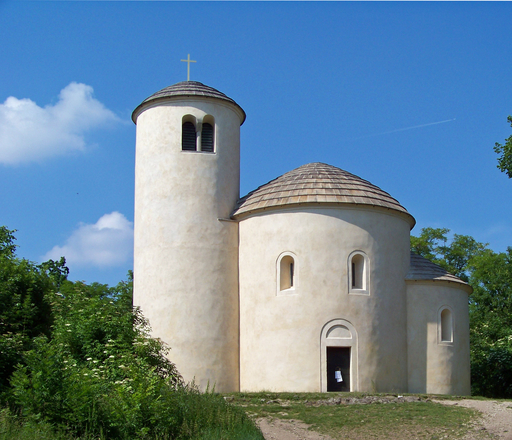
[
  {"left": 257, "top": 399, "right": 512, "bottom": 440},
  {"left": 257, "top": 418, "right": 335, "bottom": 440},
  {"left": 435, "top": 399, "right": 512, "bottom": 440}
]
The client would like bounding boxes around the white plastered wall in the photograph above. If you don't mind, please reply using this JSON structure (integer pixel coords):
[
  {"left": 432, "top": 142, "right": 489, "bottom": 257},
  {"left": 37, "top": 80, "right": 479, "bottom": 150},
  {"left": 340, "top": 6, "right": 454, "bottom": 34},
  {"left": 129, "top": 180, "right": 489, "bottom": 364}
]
[
  {"left": 238, "top": 206, "right": 411, "bottom": 392},
  {"left": 133, "top": 98, "right": 243, "bottom": 392},
  {"left": 406, "top": 281, "right": 471, "bottom": 395}
]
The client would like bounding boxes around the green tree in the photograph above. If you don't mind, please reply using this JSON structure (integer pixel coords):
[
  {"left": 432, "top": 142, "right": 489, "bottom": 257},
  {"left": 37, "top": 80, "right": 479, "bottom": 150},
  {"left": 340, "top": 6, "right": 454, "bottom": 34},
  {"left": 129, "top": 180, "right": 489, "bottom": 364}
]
[
  {"left": 9, "top": 277, "right": 263, "bottom": 440},
  {"left": 411, "top": 228, "right": 512, "bottom": 397},
  {"left": 410, "top": 227, "right": 487, "bottom": 281},
  {"left": 11, "top": 278, "right": 184, "bottom": 437},
  {"left": 494, "top": 115, "right": 512, "bottom": 178},
  {"left": 468, "top": 247, "right": 512, "bottom": 397},
  {"left": 0, "top": 227, "right": 65, "bottom": 401},
  {"left": 0, "top": 227, "right": 17, "bottom": 256},
  {"left": 1, "top": 226, "right": 263, "bottom": 439}
]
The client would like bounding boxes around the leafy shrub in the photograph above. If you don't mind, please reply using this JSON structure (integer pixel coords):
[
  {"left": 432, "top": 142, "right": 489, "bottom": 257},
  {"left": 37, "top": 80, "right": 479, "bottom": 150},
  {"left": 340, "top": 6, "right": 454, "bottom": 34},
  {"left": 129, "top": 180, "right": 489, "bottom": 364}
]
[
  {"left": 8, "top": 278, "right": 262, "bottom": 439},
  {"left": 0, "top": 227, "right": 67, "bottom": 402},
  {"left": 470, "top": 336, "right": 512, "bottom": 398},
  {"left": 0, "top": 227, "right": 262, "bottom": 438}
]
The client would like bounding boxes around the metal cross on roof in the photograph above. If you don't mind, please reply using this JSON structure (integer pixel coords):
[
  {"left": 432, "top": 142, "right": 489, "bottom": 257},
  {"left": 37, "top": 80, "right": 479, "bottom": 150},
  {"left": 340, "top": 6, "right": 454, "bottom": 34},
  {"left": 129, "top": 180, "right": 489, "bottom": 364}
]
[{"left": 180, "top": 54, "right": 196, "bottom": 81}]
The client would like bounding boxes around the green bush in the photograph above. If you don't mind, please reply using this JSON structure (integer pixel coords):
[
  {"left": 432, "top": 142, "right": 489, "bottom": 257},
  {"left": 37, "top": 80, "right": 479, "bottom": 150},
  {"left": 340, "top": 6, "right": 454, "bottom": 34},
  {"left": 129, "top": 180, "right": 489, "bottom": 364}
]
[
  {"left": 471, "top": 338, "right": 512, "bottom": 398},
  {"left": 7, "top": 279, "right": 262, "bottom": 439},
  {"left": 0, "top": 227, "right": 262, "bottom": 438},
  {"left": 0, "top": 227, "right": 61, "bottom": 400}
]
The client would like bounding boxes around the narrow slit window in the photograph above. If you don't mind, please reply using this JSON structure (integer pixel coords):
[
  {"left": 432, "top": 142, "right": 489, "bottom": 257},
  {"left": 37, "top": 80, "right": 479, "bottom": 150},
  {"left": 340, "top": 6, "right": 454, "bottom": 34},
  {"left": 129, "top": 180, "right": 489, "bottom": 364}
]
[
  {"left": 201, "top": 122, "right": 214, "bottom": 152},
  {"left": 280, "top": 255, "right": 295, "bottom": 291},
  {"left": 351, "top": 254, "right": 364, "bottom": 289},
  {"left": 182, "top": 121, "right": 196, "bottom": 151},
  {"left": 348, "top": 251, "right": 369, "bottom": 295},
  {"left": 440, "top": 309, "right": 453, "bottom": 343}
]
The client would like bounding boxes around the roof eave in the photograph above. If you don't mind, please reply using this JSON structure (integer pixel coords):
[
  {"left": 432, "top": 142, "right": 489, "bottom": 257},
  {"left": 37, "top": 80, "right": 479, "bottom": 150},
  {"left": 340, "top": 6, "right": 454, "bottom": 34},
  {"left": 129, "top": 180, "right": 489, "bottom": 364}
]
[
  {"left": 132, "top": 93, "right": 246, "bottom": 125},
  {"left": 405, "top": 278, "right": 473, "bottom": 294},
  {"left": 232, "top": 201, "right": 416, "bottom": 229}
]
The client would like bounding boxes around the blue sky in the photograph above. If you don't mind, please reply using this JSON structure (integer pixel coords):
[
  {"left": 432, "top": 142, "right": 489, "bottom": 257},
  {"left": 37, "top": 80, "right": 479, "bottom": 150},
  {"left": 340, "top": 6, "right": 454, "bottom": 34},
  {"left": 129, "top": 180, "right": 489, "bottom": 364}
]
[{"left": 1, "top": 1, "right": 511, "bottom": 287}]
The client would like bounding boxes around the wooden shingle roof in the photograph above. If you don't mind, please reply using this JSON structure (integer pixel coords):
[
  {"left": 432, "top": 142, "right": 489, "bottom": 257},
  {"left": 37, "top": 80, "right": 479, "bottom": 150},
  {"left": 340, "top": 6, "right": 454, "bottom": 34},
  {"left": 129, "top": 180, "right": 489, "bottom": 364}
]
[
  {"left": 132, "top": 81, "right": 245, "bottom": 124},
  {"left": 232, "top": 162, "right": 415, "bottom": 227},
  {"left": 406, "top": 252, "right": 472, "bottom": 291}
]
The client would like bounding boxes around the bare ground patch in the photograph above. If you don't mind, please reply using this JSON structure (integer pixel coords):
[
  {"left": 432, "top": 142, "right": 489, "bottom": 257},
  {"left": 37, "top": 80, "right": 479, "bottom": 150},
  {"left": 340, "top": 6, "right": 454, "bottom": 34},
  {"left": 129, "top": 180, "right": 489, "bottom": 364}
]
[
  {"left": 244, "top": 395, "right": 512, "bottom": 440},
  {"left": 435, "top": 399, "right": 512, "bottom": 440},
  {"left": 257, "top": 418, "right": 335, "bottom": 440}
]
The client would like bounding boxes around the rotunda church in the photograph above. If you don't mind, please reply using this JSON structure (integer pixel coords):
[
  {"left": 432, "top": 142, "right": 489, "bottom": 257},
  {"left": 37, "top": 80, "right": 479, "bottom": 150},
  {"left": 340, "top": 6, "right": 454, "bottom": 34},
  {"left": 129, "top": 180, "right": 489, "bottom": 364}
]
[{"left": 132, "top": 81, "right": 471, "bottom": 395}]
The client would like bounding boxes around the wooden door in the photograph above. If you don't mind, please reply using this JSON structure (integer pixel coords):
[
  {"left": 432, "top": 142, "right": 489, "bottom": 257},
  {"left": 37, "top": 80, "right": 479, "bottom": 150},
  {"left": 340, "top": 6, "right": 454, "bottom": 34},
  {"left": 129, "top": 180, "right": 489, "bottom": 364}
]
[{"left": 327, "top": 347, "right": 350, "bottom": 392}]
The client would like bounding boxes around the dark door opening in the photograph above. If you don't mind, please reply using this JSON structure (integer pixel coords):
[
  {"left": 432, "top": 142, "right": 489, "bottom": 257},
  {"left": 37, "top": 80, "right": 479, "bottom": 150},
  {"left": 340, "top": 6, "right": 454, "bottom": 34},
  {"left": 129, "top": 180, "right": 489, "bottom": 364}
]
[{"left": 327, "top": 347, "right": 350, "bottom": 392}]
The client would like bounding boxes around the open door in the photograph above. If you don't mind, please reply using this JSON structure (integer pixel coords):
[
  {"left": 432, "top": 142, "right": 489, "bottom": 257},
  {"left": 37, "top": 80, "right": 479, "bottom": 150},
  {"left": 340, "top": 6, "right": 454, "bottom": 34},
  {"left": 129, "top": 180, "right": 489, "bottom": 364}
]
[{"left": 327, "top": 347, "right": 350, "bottom": 392}]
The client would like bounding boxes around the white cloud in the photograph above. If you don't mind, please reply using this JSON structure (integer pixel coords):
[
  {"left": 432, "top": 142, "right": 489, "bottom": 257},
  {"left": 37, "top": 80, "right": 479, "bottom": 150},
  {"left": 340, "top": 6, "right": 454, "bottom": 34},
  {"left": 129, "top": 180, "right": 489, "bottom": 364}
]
[
  {"left": 43, "top": 212, "right": 133, "bottom": 269},
  {"left": 0, "top": 82, "right": 121, "bottom": 164}
]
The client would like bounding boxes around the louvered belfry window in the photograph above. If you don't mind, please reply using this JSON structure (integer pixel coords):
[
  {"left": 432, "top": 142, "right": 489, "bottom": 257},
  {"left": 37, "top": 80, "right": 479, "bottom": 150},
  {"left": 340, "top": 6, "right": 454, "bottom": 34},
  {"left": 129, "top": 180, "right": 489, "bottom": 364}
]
[
  {"left": 201, "top": 123, "right": 214, "bottom": 152},
  {"left": 182, "top": 121, "right": 196, "bottom": 151}
]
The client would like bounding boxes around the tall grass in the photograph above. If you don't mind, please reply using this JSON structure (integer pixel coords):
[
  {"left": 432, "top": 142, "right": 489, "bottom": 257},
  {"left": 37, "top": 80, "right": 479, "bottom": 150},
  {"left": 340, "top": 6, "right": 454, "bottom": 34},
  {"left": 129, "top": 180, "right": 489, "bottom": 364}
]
[
  {"left": 0, "top": 409, "right": 70, "bottom": 440},
  {"left": 1, "top": 389, "right": 264, "bottom": 440}
]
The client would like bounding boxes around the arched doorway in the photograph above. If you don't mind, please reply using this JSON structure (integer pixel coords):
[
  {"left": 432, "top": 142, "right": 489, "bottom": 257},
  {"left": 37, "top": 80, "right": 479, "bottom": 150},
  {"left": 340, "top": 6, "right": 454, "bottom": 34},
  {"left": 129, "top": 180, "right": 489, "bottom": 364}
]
[{"left": 320, "top": 319, "right": 358, "bottom": 392}]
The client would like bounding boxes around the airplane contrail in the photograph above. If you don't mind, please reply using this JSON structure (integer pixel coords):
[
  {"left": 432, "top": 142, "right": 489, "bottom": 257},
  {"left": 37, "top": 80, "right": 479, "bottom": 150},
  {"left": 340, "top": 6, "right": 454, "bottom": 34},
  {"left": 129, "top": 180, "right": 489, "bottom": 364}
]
[{"left": 351, "top": 118, "right": 456, "bottom": 140}]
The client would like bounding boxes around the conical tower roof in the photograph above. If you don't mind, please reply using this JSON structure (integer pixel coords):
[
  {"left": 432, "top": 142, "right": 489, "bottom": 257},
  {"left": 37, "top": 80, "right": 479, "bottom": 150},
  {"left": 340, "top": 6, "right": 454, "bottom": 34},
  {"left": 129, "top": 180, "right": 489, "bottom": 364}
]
[
  {"left": 232, "top": 162, "right": 415, "bottom": 227},
  {"left": 132, "top": 81, "right": 245, "bottom": 124}
]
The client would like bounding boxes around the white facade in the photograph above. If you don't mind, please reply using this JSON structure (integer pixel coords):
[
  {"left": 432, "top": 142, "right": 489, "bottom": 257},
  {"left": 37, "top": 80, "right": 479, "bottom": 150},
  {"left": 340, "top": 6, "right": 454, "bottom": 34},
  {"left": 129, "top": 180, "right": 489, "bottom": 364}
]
[
  {"left": 132, "top": 81, "right": 471, "bottom": 395},
  {"left": 132, "top": 86, "right": 244, "bottom": 391},
  {"left": 238, "top": 207, "right": 411, "bottom": 392}
]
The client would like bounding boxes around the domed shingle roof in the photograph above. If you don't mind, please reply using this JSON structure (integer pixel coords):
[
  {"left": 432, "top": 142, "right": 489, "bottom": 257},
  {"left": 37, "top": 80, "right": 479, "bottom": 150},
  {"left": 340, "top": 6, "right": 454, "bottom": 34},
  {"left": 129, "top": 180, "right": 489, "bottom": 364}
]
[
  {"left": 232, "top": 162, "right": 415, "bottom": 226},
  {"left": 132, "top": 81, "right": 245, "bottom": 124},
  {"left": 406, "top": 252, "right": 472, "bottom": 291}
]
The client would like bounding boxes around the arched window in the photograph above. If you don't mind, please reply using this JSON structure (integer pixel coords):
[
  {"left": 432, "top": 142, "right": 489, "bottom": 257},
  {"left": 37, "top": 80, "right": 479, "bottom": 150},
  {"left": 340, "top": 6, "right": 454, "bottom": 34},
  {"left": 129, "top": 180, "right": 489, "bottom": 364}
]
[
  {"left": 280, "top": 256, "right": 294, "bottom": 290},
  {"left": 348, "top": 251, "right": 369, "bottom": 295},
  {"left": 351, "top": 254, "right": 364, "bottom": 289},
  {"left": 439, "top": 308, "right": 453, "bottom": 343},
  {"left": 182, "top": 121, "right": 196, "bottom": 151},
  {"left": 201, "top": 122, "right": 214, "bottom": 152},
  {"left": 277, "top": 252, "right": 298, "bottom": 295}
]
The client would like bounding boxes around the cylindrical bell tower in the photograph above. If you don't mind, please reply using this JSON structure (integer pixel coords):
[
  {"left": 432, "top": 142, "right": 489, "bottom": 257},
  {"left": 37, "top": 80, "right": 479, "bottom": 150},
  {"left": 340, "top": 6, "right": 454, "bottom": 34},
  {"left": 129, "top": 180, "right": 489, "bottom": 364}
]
[{"left": 132, "top": 81, "right": 245, "bottom": 392}]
